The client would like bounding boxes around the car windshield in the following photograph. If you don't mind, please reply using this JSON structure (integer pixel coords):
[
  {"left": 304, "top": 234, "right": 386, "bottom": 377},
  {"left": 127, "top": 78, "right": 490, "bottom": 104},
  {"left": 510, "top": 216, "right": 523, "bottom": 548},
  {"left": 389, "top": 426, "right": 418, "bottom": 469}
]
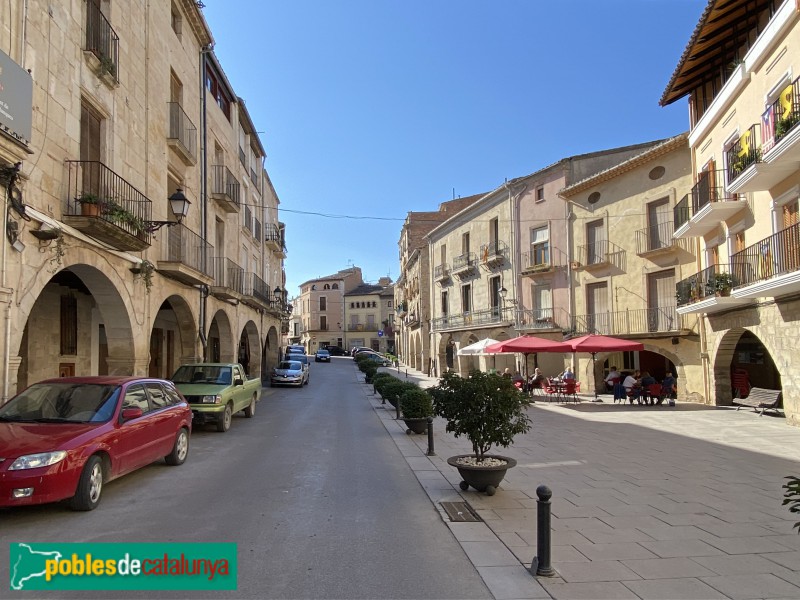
[
  {"left": 317, "top": 350, "right": 329, "bottom": 354},
  {"left": 0, "top": 383, "right": 120, "bottom": 423},
  {"left": 292, "top": 355, "right": 309, "bottom": 364},
  {"left": 278, "top": 362, "right": 301, "bottom": 370},
  {"left": 172, "top": 366, "right": 232, "bottom": 385}
]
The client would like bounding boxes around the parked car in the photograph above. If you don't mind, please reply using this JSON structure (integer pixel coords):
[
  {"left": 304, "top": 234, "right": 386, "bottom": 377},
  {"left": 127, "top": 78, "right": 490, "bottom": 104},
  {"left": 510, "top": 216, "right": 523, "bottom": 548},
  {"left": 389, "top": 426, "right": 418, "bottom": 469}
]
[
  {"left": 170, "top": 363, "right": 260, "bottom": 432},
  {"left": 324, "top": 346, "right": 347, "bottom": 356},
  {"left": 0, "top": 376, "right": 192, "bottom": 511},
  {"left": 357, "top": 351, "right": 392, "bottom": 367},
  {"left": 315, "top": 349, "right": 331, "bottom": 363},
  {"left": 270, "top": 360, "right": 309, "bottom": 387},
  {"left": 351, "top": 346, "right": 372, "bottom": 358},
  {"left": 285, "top": 345, "right": 306, "bottom": 356}
]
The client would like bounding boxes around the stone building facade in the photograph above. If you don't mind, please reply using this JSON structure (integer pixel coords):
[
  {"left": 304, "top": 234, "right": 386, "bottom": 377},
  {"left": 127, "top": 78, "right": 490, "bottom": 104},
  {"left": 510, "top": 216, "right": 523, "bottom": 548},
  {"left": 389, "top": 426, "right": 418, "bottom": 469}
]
[
  {"left": 661, "top": 0, "right": 800, "bottom": 425},
  {"left": 296, "top": 267, "right": 363, "bottom": 353},
  {"left": 0, "top": 0, "right": 288, "bottom": 399}
]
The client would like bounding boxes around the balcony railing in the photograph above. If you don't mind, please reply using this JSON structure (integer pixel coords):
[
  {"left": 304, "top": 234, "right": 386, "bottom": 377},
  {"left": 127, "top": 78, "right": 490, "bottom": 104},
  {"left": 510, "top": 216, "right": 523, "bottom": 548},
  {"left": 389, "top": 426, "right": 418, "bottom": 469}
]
[
  {"left": 452, "top": 252, "right": 477, "bottom": 276},
  {"left": 571, "top": 306, "right": 685, "bottom": 336},
  {"left": 434, "top": 263, "right": 450, "bottom": 281},
  {"left": 167, "top": 102, "right": 197, "bottom": 165},
  {"left": 85, "top": 1, "right": 118, "bottom": 82},
  {"left": 479, "top": 240, "right": 508, "bottom": 266},
  {"left": 673, "top": 171, "right": 746, "bottom": 235},
  {"left": 726, "top": 124, "right": 761, "bottom": 185},
  {"left": 431, "top": 306, "right": 513, "bottom": 331},
  {"left": 762, "top": 75, "right": 800, "bottom": 154},
  {"left": 264, "top": 223, "right": 287, "bottom": 256},
  {"left": 243, "top": 272, "right": 271, "bottom": 306},
  {"left": 348, "top": 323, "right": 379, "bottom": 332},
  {"left": 731, "top": 221, "right": 800, "bottom": 289},
  {"left": 211, "top": 257, "right": 244, "bottom": 295},
  {"left": 513, "top": 307, "right": 570, "bottom": 330},
  {"left": 521, "top": 246, "right": 566, "bottom": 274},
  {"left": 161, "top": 223, "right": 213, "bottom": 276},
  {"left": 635, "top": 221, "right": 687, "bottom": 255},
  {"left": 210, "top": 165, "right": 240, "bottom": 211},
  {"left": 578, "top": 239, "right": 623, "bottom": 269},
  {"left": 64, "top": 160, "right": 152, "bottom": 251},
  {"left": 676, "top": 263, "right": 736, "bottom": 306}
]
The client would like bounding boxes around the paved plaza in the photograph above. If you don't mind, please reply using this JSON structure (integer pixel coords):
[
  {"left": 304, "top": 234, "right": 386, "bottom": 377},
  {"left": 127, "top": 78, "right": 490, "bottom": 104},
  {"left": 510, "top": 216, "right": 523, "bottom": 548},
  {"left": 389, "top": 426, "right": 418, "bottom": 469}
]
[{"left": 367, "top": 365, "right": 800, "bottom": 600}]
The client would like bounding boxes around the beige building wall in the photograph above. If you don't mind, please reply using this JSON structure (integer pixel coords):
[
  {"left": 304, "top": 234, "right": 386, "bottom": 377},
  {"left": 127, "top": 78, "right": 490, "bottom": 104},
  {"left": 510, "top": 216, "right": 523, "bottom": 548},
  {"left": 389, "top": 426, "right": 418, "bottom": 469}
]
[{"left": 1, "top": 0, "right": 286, "bottom": 395}]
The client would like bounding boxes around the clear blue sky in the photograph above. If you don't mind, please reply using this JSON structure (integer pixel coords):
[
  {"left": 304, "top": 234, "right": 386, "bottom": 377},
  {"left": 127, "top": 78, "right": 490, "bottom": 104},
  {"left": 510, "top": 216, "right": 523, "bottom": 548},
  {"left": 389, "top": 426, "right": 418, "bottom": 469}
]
[{"left": 201, "top": 0, "right": 703, "bottom": 296}]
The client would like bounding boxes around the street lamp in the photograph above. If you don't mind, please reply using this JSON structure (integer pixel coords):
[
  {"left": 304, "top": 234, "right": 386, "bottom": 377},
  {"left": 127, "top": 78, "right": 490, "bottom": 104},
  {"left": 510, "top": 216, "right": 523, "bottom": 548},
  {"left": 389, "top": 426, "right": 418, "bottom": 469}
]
[{"left": 144, "top": 188, "right": 191, "bottom": 233}]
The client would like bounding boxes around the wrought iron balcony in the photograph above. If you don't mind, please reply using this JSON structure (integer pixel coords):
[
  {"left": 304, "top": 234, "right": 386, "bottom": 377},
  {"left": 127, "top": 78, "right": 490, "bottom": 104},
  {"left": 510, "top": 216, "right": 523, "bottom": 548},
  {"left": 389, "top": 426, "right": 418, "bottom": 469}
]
[
  {"left": 479, "top": 240, "right": 507, "bottom": 267},
  {"left": 570, "top": 306, "right": 692, "bottom": 336},
  {"left": 434, "top": 263, "right": 450, "bottom": 282},
  {"left": 431, "top": 306, "right": 513, "bottom": 331},
  {"left": 210, "top": 165, "right": 240, "bottom": 213},
  {"left": 521, "top": 246, "right": 566, "bottom": 276},
  {"left": 635, "top": 222, "right": 691, "bottom": 257},
  {"left": 167, "top": 103, "right": 197, "bottom": 166},
  {"left": 264, "top": 223, "right": 287, "bottom": 257},
  {"left": 64, "top": 160, "right": 152, "bottom": 251},
  {"left": 731, "top": 221, "right": 800, "bottom": 299},
  {"left": 675, "top": 263, "right": 750, "bottom": 315},
  {"left": 452, "top": 252, "right": 477, "bottom": 277},
  {"left": 157, "top": 223, "right": 213, "bottom": 287},
  {"left": 577, "top": 240, "right": 623, "bottom": 271},
  {"left": 210, "top": 257, "right": 244, "bottom": 300},
  {"left": 673, "top": 170, "right": 746, "bottom": 238},
  {"left": 513, "top": 307, "right": 570, "bottom": 331},
  {"left": 242, "top": 272, "right": 271, "bottom": 309},
  {"left": 348, "top": 323, "right": 379, "bottom": 332},
  {"left": 84, "top": 1, "right": 118, "bottom": 85}
]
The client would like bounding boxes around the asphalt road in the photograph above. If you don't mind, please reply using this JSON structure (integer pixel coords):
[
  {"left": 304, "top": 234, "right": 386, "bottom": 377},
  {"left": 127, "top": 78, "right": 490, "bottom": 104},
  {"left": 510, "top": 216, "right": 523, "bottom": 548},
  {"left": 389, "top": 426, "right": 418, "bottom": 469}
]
[{"left": 1, "top": 357, "right": 491, "bottom": 599}]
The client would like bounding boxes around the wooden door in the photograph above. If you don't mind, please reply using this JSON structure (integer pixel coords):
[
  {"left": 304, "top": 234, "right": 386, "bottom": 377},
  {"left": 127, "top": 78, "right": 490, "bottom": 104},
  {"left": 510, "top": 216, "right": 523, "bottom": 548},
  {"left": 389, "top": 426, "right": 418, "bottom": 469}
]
[
  {"left": 647, "top": 198, "right": 671, "bottom": 251},
  {"left": 149, "top": 329, "right": 163, "bottom": 378},
  {"left": 586, "top": 220, "right": 606, "bottom": 265},
  {"left": 783, "top": 201, "right": 799, "bottom": 272}
]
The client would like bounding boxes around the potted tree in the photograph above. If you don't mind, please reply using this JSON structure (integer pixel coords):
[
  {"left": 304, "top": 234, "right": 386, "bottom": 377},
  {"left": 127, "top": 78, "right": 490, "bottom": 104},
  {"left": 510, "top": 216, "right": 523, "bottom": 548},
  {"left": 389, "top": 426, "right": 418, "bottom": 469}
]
[
  {"left": 399, "top": 387, "right": 433, "bottom": 435},
  {"left": 429, "top": 370, "right": 531, "bottom": 496}
]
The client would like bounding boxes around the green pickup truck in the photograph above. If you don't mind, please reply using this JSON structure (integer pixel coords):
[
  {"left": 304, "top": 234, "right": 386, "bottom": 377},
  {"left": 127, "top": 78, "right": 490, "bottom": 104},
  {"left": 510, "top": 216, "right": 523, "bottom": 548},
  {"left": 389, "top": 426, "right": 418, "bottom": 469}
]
[{"left": 171, "top": 363, "right": 261, "bottom": 432}]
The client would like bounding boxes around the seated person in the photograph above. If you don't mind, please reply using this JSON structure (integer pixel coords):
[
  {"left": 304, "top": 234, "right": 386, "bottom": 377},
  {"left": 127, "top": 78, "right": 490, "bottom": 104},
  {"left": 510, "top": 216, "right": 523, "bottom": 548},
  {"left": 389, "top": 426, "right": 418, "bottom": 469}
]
[
  {"left": 622, "top": 370, "right": 641, "bottom": 403},
  {"left": 511, "top": 371, "right": 525, "bottom": 388},
  {"left": 560, "top": 366, "right": 575, "bottom": 381},
  {"left": 502, "top": 368, "right": 512, "bottom": 378},
  {"left": 528, "top": 367, "right": 545, "bottom": 389},
  {"left": 660, "top": 371, "right": 677, "bottom": 405},
  {"left": 639, "top": 371, "right": 657, "bottom": 404},
  {"left": 604, "top": 366, "right": 621, "bottom": 390}
]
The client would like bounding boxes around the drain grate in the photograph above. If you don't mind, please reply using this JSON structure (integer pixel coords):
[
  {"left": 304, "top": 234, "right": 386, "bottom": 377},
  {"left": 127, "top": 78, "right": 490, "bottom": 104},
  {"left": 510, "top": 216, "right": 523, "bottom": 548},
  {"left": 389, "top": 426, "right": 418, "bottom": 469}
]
[{"left": 440, "top": 501, "right": 482, "bottom": 522}]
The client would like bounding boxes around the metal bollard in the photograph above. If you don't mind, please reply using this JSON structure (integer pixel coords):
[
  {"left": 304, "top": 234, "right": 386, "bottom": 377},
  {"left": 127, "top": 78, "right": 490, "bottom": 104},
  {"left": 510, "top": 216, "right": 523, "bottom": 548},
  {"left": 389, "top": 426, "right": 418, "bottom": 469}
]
[
  {"left": 395, "top": 398, "right": 401, "bottom": 420},
  {"left": 531, "top": 485, "right": 556, "bottom": 577},
  {"left": 426, "top": 416, "right": 435, "bottom": 456}
]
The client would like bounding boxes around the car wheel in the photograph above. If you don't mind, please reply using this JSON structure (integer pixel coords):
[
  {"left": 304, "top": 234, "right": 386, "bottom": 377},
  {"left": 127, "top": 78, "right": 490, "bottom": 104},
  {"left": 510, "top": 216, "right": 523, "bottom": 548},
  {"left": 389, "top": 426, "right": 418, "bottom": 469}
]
[
  {"left": 165, "top": 428, "right": 189, "bottom": 466},
  {"left": 244, "top": 394, "right": 256, "bottom": 418},
  {"left": 216, "top": 404, "right": 233, "bottom": 432},
  {"left": 69, "top": 455, "right": 104, "bottom": 511}
]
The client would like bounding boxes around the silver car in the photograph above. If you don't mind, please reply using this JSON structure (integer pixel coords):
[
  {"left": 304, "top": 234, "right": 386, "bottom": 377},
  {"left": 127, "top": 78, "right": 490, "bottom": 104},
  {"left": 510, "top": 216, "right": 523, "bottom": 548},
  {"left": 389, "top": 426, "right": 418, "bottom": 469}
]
[{"left": 270, "top": 360, "right": 309, "bottom": 387}]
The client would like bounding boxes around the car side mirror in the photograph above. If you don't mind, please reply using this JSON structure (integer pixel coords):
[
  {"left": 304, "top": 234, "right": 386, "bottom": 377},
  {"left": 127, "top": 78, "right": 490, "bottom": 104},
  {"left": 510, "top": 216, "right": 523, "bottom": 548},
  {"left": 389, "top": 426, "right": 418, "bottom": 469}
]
[
  {"left": 234, "top": 378, "right": 244, "bottom": 386},
  {"left": 121, "top": 407, "right": 143, "bottom": 421}
]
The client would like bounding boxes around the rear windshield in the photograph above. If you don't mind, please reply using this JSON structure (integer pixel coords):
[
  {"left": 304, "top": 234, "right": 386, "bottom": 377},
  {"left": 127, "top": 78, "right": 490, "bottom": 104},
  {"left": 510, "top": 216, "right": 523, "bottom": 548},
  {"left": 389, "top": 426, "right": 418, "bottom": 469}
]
[{"left": 171, "top": 365, "right": 232, "bottom": 385}]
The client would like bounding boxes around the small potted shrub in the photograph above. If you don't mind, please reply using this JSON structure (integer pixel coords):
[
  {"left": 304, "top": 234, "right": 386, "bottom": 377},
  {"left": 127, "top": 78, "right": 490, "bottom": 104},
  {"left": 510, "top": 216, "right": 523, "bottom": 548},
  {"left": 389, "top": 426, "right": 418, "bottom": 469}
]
[
  {"left": 372, "top": 372, "right": 396, "bottom": 398},
  {"left": 363, "top": 362, "right": 378, "bottom": 384},
  {"left": 382, "top": 379, "right": 415, "bottom": 410},
  {"left": 783, "top": 475, "right": 800, "bottom": 534},
  {"left": 399, "top": 387, "right": 433, "bottom": 434},
  {"left": 77, "top": 193, "right": 102, "bottom": 217},
  {"left": 708, "top": 272, "right": 734, "bottom": 297},
  {"left": 429, "top": 370, "right": 531, "bottom": 495}
]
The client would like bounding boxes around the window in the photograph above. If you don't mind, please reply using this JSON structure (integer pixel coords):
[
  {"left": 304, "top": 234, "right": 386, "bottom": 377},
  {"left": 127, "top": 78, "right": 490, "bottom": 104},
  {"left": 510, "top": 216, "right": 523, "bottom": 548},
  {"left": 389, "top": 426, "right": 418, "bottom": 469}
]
[
  {"left": 163, "top": 385, "right": 182, "bottom": 406},
  {"left": 238, "top": 124, "right": 247, "bottom": 166},
  {"left": 146, "top": 383, "right": 168, "bottom": 410},
  {"left": 535, "top": 186, "right": 545, "bottom": 203},
  {"left": 332, "top": 283, "right": 339, "bottom": 289},
  {"left": 489, "top": 276, "right": 501, "bottom": 314},
  {"left": 319, "top": 297, "right": 327, "bottom": 311},
  {"left": 461, "top": 284, "right": 471, "bottom": 314},
  {"left": 586, "top": 220, "right": 606, "bottom": 264},
  {"left": 461, "top": 232, "right": 470, "bottom": 254},
  {"left": 205, "top": 67, "right": 231, "bottom": 120},
  {"left": 531, "top": 226, "right": 549, "bottom": 267},
  {"left": 367, "top": 315, "right": 375, "bottom": 328},
  {"left": 122, "top": 385, "right": 149, "bottom": 413},
  {"left": 440, "top": 244, "right": 446, "bottom": 266},
  {"left": 387, "top": 300, "right": 393, "bottom": 308},
  {"left": 532, "top": 284, "right": 552, "bottom": 320},
  {"left": 441, "top": 291, "right": 448, "bottom": 316},
  {"left": 489, "top": 218, "right": 499, "bottom": 246},
  {"left": 320, "top": 315, "right": 327, "bottom": 330},
  {"left": 60, "top": 295, "right": 77, "bottom": 355},
  {"left": 171, "top": 2, "right": 182, "bottom": 37}
]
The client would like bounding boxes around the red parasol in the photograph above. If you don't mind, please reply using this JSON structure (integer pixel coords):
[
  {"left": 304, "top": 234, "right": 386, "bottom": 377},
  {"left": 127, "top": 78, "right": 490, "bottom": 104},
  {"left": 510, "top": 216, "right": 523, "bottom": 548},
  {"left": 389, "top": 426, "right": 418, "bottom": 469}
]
[
  {"left": 486, "top": 336, "right": 569, "bottom": 378},
  {"left": 563, "top": 334, "right": 644, "bottom": 401}
]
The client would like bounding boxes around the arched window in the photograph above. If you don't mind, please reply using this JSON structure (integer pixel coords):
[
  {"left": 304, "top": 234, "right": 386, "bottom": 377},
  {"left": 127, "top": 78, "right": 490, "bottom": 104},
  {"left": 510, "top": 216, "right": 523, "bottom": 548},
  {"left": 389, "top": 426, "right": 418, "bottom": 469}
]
[
  {"left": 332, "top": 283, "right": 339, "bottom": 289},
  {"left": 311, "top": 284, "right": 316, "bottom": 290},
  {"left": 324, "top": 284, "right": 330, "bottom": 290}
]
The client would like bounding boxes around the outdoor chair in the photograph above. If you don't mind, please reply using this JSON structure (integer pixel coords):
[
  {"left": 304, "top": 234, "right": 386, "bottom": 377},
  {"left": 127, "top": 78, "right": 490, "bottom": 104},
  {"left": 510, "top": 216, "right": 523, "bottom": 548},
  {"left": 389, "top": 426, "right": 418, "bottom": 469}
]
[
  {"left": 561, "top": 380, "right": 579, "bottom": 403},
  {"left": 543, "top": 378, "right": 559, "bottom": 402},
  {"left": 646, "top": 383, "right": 663, "bottom": 405}
]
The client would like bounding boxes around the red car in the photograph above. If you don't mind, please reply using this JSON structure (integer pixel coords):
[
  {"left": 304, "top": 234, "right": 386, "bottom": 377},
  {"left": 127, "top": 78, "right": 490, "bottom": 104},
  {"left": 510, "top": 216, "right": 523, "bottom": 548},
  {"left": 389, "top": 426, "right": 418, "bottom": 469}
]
[{"left": 0, "top": 376, "right": 192, "bottom": 511}]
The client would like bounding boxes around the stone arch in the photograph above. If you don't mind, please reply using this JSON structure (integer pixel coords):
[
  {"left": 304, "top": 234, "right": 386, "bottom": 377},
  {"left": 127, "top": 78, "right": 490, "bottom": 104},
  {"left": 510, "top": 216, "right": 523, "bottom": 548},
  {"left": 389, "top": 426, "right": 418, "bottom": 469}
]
[
  {"left": 238, "top": 320, "right": 261, "bottom": 378},
  {"left": 711, "top": 327, "right": 780, "bottom": 406},
  {"left": 588, "top": 342, "right": 688, "bottom": 398},
  {"left": 262, "top": 325, "right": 280, "bottom": 379},
  {"left": 457, "top": 332, "right": 480, "bottom": 376},
  {"left": 207, "top": 309, "right": 235, "bottom": 363},
  {"left": 16, "top": 262, "right": 139, "bottom": 388},
  {"left": 148, "top": 294, "right": 200, "bottom": 377}
]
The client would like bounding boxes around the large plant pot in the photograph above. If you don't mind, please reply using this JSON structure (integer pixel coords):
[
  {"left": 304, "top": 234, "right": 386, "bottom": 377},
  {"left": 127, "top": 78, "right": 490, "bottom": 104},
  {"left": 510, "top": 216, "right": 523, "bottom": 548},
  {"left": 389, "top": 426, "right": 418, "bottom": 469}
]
[
  {"left": 81, "top": 202, "right": 101, "bottom": 217},
  {"left": 402, "top": 417, "right": 428, "bottom": 435},
  {"left": 447, "top": 454, "right": 517, "bottom": 496}
]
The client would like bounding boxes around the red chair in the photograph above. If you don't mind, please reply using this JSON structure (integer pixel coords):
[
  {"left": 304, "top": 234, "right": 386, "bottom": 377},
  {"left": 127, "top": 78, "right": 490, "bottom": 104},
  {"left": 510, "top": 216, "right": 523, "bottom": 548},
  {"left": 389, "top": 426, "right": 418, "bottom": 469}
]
[
  {"left": 543, "top": 378, "right": 559, "bottom": 402},
  {"left": 646, "top": 383, "right": 663, "bottom": 405},
  {"left": 561, "top": 380, "right": 579, "bottom": 403}
]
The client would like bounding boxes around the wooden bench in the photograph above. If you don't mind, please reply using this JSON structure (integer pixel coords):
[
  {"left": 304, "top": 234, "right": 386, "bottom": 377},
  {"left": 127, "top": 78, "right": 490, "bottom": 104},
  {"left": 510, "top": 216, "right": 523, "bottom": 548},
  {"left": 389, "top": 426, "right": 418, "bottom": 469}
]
[{"left": 733, "top": 387, "right": 782, "bottom": 416}]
